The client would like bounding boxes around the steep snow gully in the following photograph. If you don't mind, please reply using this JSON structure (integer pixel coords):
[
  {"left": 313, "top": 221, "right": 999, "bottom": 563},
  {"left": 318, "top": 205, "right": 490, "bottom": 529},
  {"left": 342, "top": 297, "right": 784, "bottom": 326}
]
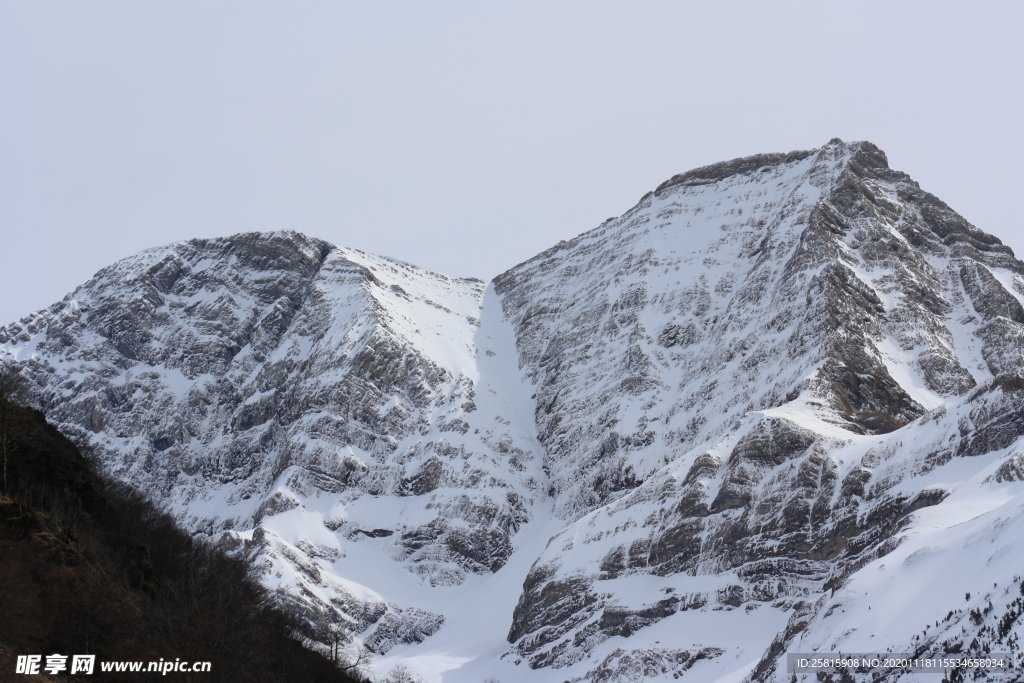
[{"left": 4, "top": 139, "right": 1024, "bottom": 681}]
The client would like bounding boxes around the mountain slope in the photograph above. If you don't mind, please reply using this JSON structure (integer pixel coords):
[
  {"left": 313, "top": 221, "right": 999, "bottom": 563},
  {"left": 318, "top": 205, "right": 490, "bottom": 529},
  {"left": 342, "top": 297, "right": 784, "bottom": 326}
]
[
  {"left": 492, "top": 140, "right": 1024, "bottom": 678},
  {"left": 3, "top": 139, "right": 1024, "bottom": 682},
  {"left": 0, "top": 397, "right": 364, "bottom": 682},
  {"left": 0, "top": 231, "right": 548, "bottom": 664}
]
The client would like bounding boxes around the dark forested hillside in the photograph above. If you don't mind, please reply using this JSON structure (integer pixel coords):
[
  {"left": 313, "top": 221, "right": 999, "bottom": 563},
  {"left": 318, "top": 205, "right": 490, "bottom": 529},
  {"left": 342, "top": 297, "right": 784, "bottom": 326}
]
[{"left": 0, "top": 397, "right": 366, "bottom": 682}]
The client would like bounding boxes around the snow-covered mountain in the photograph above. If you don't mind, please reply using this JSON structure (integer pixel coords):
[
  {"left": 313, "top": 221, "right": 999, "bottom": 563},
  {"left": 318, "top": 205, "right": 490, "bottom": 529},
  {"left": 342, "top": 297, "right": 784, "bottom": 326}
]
[{"left": 3, "top": 139, "right": 1024, "bottom": 682}]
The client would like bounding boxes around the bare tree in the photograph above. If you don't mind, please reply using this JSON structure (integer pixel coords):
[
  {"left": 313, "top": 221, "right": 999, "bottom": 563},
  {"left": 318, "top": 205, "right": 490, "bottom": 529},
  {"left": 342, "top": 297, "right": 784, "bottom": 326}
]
[
  {"left": 323, "top": 616, "right": 371, "bottom": 675},
  {"left": 383, "top": 662, "right": 420, "bottom": 683},
  {"left": 0, "top": 365, "right": 29, "bottom": 496},
  {"left": 327, "top": 620, "right": 345, "bottom": 664},
  {"left": 339, "top": 641, "right": 371, "bottom": 675}
]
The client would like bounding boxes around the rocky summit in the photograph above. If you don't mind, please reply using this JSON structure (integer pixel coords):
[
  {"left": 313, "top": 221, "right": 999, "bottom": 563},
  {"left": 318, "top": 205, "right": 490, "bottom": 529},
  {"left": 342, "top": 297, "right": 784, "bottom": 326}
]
[{"left": 3, "top": 139, "right": 1024, "bottom": 682}]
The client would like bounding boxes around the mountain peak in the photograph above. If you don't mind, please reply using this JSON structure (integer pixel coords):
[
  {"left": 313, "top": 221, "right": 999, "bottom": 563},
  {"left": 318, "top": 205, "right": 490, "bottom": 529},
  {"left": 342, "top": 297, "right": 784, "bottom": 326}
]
[
  {"left": 4, "top": 143, "right": 1024, "bottom": 682},
  {"left": 653, "top": 146, "right": 817, "bottom": 196},
  {"left": 651, "top": 138, "right": 886, "bottom": 198}
]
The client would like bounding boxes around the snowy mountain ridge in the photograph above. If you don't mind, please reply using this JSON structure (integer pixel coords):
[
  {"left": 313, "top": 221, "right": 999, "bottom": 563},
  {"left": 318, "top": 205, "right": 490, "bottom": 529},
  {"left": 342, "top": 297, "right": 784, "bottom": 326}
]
[{"left": 3, "top": 139, "right": 1024, "bottom": 682}]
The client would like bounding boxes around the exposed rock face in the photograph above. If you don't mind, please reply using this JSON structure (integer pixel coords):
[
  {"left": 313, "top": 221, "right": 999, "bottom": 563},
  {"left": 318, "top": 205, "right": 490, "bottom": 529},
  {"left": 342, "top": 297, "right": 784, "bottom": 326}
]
[
  {"left": 4, "top": 139, "right": 1024, "bottom": 681},
  {"left": 568, "top": 647, "right": 726, "bottom": 683},
  {"left": 493, "top": 141, "right": 1024, "bottom": 677},
  {"left": 0, "top": 231, "right": 546, "bottom": 653}
]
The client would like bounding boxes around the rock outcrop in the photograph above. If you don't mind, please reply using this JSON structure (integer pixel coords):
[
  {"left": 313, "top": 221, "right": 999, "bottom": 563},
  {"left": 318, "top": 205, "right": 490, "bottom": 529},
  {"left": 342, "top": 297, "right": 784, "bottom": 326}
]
[{"left": 3, "top": 139, "right": 1024, "bottom": 681}]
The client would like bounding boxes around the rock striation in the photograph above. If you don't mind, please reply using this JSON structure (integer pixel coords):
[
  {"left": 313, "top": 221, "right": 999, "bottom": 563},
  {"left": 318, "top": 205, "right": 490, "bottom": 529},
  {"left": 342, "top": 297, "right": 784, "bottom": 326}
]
[{"left": 3, "top": 139, "right": 1024, "bottom": 681}]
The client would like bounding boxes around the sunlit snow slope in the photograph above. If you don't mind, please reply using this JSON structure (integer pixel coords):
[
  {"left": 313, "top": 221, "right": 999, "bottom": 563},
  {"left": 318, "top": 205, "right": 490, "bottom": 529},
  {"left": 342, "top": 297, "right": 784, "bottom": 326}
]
[{"left": 3, "top": 139, "right": 1024, "bottom": 682}]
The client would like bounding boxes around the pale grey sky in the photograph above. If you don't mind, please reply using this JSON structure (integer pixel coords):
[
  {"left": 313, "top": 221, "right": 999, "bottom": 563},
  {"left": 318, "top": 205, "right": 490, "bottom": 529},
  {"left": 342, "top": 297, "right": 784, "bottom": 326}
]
[{"left": 2, "top": 1, "right": 1021, "bottom": 324}]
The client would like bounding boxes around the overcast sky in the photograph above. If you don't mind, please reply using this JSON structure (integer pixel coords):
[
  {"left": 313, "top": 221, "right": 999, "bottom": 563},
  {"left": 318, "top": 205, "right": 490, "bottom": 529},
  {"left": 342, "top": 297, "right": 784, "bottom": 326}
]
[{"left": 2, "top": 1, "right": 1021, "bottom": 323}]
